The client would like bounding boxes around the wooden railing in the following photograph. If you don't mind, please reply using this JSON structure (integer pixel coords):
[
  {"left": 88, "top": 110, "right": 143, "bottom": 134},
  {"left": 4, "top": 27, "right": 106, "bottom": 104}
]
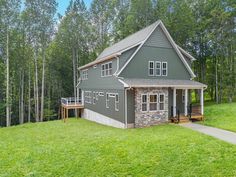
[{"left": 61, "top": 97, "right": 82, "bottom": 106}]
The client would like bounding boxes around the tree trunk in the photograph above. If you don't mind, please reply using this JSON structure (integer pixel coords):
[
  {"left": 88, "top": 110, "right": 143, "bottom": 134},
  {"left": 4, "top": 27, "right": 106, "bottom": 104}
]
[
  {"left": 28, "top": 68, "right": 31, "bottom": 123},
  {"left": 20, "top": 71, "right": 24, "bottom": 124},
  {"left": 215, "top": 57, "right": 219, "bottom": 104},
  {"left": 72, "top": 47, "right": 77, "bottom": 117},
  {"left": 6, "top": 29, "right": 10, "bottom": 127},
  {"left": 40, "top": 46, "right": 46, "bottom": 122},
  {"left": 34, "top": 50, "right": 39, "bottom": 122}
]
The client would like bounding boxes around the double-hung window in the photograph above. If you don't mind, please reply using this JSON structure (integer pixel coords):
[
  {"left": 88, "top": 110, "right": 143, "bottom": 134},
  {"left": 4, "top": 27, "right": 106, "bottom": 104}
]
[
  {"left": 101, "top": 62, "right": 112, "bottom": 77},
  {"left": 82, "top": 69, "right": 88, "bottom": 80},
  {"left": 155, "top": 61, "right": 161, "bottom": 76},
  {"left": 141, "top": 94, "right": 148, "bottom": 112},
  {"left": 162, "top": 62, "right": 167, "bottom": 76},
  {"left": 149, "top": 94, "right": 158, "bottom": 111},
  {"left": 149, "top": 61, "right": 154, "bottom": 76},
  {"left": 93, "top": 92, "right": 96, "bottom": 104},
  {"left": 115, "top": 94, "right": 119, "bottom": 111},
  {"left": 106, "top": 93, "right": 109, "bottom": 108},
  {"left": 85, "top": 91, "right": 92, "bottom": 104},
  {"left": 159, "top": 94, "right": 165, "bottom": 110}
]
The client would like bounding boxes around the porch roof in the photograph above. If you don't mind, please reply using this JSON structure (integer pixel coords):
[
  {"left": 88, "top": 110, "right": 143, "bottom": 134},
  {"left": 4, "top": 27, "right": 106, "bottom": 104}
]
[{"left": 122, "top": 79, "right": 207, "bottom": 89}]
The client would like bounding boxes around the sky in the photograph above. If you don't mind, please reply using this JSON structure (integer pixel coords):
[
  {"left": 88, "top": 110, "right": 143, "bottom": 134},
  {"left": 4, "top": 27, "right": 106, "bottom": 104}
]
[{"left": 57, "top": 0, "right": 92, "bottom": 16}]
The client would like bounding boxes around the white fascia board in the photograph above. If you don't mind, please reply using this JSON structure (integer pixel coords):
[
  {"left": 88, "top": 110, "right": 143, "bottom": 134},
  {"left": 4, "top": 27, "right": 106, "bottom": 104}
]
[
  {"left": 116, "top": 21, "right": 162, "bottom": 76},
  {"left": 159, "top": 21, "right": 196, "bottom": 78},
  {"left": 177, "top": 45, "right": 197, "bottom": 61},
  {"left": 128, "top": 85, "right": 206, "bottom": 89},
  {"left": 118, "top": 79, "right": 130, "bottom": 88}
]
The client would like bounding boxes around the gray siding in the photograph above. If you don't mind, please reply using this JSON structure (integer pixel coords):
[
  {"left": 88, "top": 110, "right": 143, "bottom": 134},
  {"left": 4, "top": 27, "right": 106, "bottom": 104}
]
[
  {"left": 120, "top": 46, "right": 191, "bottom": 79},
  {"left": 119, "top": 25, "right": 191, "bottom": 80},
  {"left": 127, "top": 89, "right": 135, "bottom": 124},
  {"left": 82, "top": 88, "right": 125, "bottom": 123},
  {"left": 79, "top": 58, "right": 123, "bottom": 90},
  {"left": 145, "top": 27, "right": 172, "bottom": 48},
  {"left": 119, "top": 46, "right": 138, "bottom": 69}
]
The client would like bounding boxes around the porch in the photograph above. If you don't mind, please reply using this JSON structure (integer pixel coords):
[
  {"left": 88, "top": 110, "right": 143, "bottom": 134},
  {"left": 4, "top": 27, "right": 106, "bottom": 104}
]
[{"left": 61, "top": 97, "right": 84, "bottom": 121}]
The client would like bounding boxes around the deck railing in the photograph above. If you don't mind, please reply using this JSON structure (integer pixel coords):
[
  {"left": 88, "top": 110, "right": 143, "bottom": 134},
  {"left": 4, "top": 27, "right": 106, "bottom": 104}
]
[{"left": 61, "top": 97, "right": 82, "bottom": 106}]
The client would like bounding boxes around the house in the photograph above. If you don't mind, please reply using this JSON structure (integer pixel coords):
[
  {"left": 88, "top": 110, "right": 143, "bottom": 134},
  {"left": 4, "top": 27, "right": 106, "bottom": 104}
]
[{"left": 76, "top": 20, "right": 207, "bottom": 128}]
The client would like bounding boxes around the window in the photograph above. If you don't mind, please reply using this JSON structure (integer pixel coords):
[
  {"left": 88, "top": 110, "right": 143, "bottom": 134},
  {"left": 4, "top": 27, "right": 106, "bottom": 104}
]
[
  {"left": 149, "top": 61, "right": 154, "bottom": 76},
  {"left": 96, "top": 92, "right": 99, "bottom": 101},
  {"left": 81, "top": 69, "right": 88, "bottom": 80},
  {"left": 85, "top": 91, "right": 92, "bottom": 103},
  {"left": 106, "top": 93, "right": 109, "bottom": 108},
  {"left": 141, "top": 94, "right": 148, "bottom": 112},
  {"left": 159, "top": 94, "right": 165, "bottom": 110},
  {"left": 99, "top": 92, "right": 104, "bottom": 96},
  {"left": 115, "top": 94, "right": 119, "bottom": 111},
  {"left": 155, "top": 61, "right": 161, "bottom": 76},
  {"left": 101, "top": 62, "right": 112, "bottom": 77},
  {"left": 162, "top": 62, "right": 167, "bottom": 76},
  {"left": 149, "top": 94, "right": 158, "bottom": 111},
  {"left": 109, "top": 93, "right": 116, "bottom": 97},
  {"left": 93, "top": 92, "right": 96, "bottom": 104}
]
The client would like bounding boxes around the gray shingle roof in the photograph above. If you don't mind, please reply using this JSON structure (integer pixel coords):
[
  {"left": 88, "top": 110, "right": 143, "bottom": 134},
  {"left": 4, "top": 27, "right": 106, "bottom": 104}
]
[
  {"left": 96, "top": 20, "right": 160, "bottom": 61},
  {"left": 123, "top": 79, "right": 207, "bottom": 88}
]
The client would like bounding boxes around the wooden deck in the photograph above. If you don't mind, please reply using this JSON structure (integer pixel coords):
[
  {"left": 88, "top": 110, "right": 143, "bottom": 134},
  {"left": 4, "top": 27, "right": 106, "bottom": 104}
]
[{"left": 61, "top": 97, "right": 84, "bottom": 122}]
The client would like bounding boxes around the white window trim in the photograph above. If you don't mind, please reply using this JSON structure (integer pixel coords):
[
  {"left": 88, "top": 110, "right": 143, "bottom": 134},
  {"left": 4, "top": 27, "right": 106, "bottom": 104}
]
[
  {"left": 81, "top": 69, "right": 88, "bottom": 80},
  {"left": 99, "top": 92, "right": 104, "bottom": 96},
  {"left": 148, "top": 61, "right": 154, "bottom": 76},
  {"left": 109, "top": 93, "right": 116, "bottom": 97},
  {"left": 155, "top": 61, "right": 161, "bottom": 76},
  {"left": 162, "top": 62, "right": 168, "bottom": 76},
  {"left": 93, "top": 92, "right": 96, "bottom": 104},
  {"left": 159, "top": 93, "right": 165, "bottom": 110},
  {"left": 101, "top": 62, "right": 112, "bottom": 77},
  {"left": 106, "top": 93, "right": 109, "bottom": 108},
  {"left": 85, "top": 91, "right": 92, "bottom": 104},
  {"left": 115, "top": 94, "right": 119, "bottom": 111},
  {"left": 141, "top": 94, "right": 148, "bottom": 112},
  {"left": 149, "top": 94, "right": 158, "bottom": 112}
]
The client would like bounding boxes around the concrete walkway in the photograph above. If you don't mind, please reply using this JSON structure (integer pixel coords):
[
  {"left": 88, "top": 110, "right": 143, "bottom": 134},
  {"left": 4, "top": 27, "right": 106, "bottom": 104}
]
[{"left": 180, "top": 123, "right": 236, "bottom": 145}]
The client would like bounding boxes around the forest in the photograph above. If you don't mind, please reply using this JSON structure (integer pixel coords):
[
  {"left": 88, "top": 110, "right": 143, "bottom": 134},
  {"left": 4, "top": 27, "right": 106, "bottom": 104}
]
[{"left": 0, "top": 0, "right": 235, "bottom": 127}]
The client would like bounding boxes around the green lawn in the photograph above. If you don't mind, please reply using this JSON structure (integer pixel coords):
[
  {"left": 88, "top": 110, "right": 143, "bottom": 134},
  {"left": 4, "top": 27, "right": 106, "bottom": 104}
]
[
  {"left": 0, "top": 119, "right": 236, "bottom": 176},
  {"left": 203, "top": 102, "right": 236, "bottom": 132}
]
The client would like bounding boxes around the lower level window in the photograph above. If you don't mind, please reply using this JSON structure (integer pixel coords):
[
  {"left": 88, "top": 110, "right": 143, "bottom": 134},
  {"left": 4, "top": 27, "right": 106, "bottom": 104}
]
[
  {"left": 106, "top": 93, "right": 109, "bottom": 108},
  {"left": 149, "top": 94, "right": 157, "bottom": 111},
  {"left": 141, "top": 94, "right": 147, "bottom": 112},
  {"left": 159, "top": 94, "right": 165, "bottom": 110},
  {"left": 115, "top": 94, "right": 119, "bottom": 111}
]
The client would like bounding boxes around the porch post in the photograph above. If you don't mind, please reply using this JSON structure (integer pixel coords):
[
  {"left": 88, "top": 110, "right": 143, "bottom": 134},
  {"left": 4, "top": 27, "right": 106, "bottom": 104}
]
[
  {"left": 184, "top": 89, "right": 188, "bottom": 116},
  {"left": 200, "top": 88, "right": 204, "bottom": 115},
  {"left": 173, "top": 88, "right": 176, "bottom": 117}
]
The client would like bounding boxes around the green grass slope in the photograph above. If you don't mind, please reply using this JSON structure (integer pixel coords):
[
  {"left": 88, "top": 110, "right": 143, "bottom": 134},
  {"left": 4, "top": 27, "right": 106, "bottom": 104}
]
[
  {"left": 0, "top": 119, "right": 236, "bottom": 176},
  {"left": 204, "top": 102, "right": 236, "bottom": 132}
]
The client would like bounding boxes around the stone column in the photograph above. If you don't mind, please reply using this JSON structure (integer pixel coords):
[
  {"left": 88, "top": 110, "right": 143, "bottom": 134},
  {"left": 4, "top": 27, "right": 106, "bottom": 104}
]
[
  {"left": 184, "top": 89, "right": 188, "bottom": 116},
  {"left": 173, "top": 88, "right": 176, "bottom": 117},
  {"left": 200, "top": 88, "right": 204, "bottom": 115}
]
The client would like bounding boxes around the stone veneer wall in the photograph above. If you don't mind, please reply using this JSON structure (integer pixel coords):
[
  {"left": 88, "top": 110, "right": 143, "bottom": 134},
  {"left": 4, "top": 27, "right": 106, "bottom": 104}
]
[{"left": 135, "top": 88, "right": 169, "bottom": 128}]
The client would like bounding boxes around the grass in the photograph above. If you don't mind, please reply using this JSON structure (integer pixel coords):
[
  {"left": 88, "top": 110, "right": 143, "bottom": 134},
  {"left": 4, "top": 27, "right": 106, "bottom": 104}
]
[
  {"left": 0, "top": 119, "right": 236, "bottom": 176},
  {"left": 203, "top": 102, "right": 236, "bottom": 132}
]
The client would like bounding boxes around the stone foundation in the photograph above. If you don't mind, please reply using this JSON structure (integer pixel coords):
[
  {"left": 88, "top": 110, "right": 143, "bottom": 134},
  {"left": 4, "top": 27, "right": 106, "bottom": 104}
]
[{"left": 134, "top": 88, "right": 168, "bottom": 128}]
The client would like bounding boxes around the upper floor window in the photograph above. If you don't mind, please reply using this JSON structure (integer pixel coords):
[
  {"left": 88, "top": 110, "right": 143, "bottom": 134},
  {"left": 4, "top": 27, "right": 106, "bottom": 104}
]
[
  {"left": 148, "top": 61, "right": 168, "bottom": 76},
  {"left": 82, "top": 69, "right": 88, "bottom": 80},
  {"left": 155, "top": 61, "right": 161, "bottom": 76},
  {"left": 162, "top": 62, "right": 168, "bottom": 76},
  {"left": 101, "top": 62, "right": 112, "bottom": 77},
  {"left": 148, "top": 61, "right": 154, "bottom": 76}
]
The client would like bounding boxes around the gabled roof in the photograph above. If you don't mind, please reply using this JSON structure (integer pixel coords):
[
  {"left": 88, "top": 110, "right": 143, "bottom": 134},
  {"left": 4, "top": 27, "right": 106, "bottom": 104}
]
[
  {"left": 79, "top": 20, "right": 196, "bottom": 78},
  {"left": 96, "top": 20, "right": 160, "bottom": 61}
]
